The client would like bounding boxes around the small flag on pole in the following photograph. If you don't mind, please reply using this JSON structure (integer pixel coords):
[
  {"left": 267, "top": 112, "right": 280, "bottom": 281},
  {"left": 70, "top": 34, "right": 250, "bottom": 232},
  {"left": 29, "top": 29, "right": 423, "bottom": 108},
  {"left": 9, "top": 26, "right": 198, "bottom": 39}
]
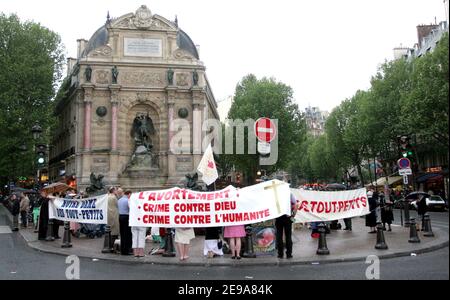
[{"left": 197, "top": 143, "right": 218, "bottom": 185}]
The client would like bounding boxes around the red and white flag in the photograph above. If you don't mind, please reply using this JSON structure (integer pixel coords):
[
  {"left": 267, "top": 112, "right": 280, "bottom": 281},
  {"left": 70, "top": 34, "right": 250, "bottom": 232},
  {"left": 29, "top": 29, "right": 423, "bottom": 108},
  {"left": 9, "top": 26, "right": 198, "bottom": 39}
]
[{"left": 197, "top": 143, "right": 218, "bottom": 185}]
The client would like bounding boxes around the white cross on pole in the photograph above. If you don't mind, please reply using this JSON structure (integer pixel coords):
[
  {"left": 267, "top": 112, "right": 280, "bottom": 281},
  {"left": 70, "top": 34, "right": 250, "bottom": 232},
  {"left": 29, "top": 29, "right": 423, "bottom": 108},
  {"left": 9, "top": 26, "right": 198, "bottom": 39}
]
[{"left": 264, "top": 180, "right": 284, "bottom": 214}]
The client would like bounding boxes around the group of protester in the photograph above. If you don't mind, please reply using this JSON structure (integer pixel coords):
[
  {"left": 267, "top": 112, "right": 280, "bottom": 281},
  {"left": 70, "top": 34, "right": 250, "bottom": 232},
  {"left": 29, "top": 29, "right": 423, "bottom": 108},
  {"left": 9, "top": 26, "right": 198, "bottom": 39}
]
[
  {"left": 10, "top": 181, "right": 429, "bottom": 261},
  {"left": 104, "top": 185, "right": 298, "bottom": 260}
]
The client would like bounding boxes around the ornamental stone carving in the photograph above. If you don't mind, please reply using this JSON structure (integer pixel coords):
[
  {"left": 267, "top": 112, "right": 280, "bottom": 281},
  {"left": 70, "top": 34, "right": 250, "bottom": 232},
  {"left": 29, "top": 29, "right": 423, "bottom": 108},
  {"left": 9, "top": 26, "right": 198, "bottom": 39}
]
[
  {"left": 121, "top": 71, "right": 164, "bottom": 86},
  {"left": 176, "top": 73, "right": 189, "bottom": 86},
  {"left": 172, "top": 49, "right": 195, "bottom": 60},
  {"left": 112, "top": 5, "right": 174, "bottom": 31},
  {"left": 91, "top": 46, "right": 112, "bottom": 57},
  {"left": 95, "top": 70, "right": 110, "bottom": 84}
]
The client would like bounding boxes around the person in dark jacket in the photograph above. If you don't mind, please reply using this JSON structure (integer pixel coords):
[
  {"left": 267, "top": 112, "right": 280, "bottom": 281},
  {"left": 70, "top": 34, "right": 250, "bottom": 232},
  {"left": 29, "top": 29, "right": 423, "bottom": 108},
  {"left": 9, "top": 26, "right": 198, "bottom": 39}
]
[
  {"left": 380, "top": 192, "right": 394, "bottom": 231},
  {"left": 365, "top": 188, "right": 378, "bottom": 233},
  {"left": 10, "top": 194, "right": 20, "bottom": 231},
  {"left": 416, "top": 195, "right": 428, "bottom": 231},
  {"left": 38, "top": 191, "right": 50, "bottom": 240}
]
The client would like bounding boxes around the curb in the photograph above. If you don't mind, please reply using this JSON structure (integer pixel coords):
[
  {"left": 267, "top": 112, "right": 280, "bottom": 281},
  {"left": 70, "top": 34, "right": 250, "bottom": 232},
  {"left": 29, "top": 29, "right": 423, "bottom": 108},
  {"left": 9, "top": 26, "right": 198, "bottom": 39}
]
[
  {"left": 3, "top": 205, "right": 448, "bottom": 267},
  {"left": 24, "top": 236, "right": 449, "bottom": 267}
]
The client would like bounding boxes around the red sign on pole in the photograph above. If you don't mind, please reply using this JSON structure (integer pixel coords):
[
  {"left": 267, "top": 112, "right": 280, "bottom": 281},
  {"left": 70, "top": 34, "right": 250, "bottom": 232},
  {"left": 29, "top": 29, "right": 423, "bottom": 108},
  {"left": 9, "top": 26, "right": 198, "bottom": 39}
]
[
  {"left": 254, "top": 118, "right": 276, "bottom": 143},
  {"left": 397, "top": 158, "right": 411, "bottom": 169}
]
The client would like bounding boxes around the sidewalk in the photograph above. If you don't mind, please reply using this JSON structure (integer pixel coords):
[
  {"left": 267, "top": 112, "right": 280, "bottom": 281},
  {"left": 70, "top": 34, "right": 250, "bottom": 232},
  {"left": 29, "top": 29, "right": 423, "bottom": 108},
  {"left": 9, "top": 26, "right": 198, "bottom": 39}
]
[{"left": 2, "top": 205, "right": 448, "bottom": 266}]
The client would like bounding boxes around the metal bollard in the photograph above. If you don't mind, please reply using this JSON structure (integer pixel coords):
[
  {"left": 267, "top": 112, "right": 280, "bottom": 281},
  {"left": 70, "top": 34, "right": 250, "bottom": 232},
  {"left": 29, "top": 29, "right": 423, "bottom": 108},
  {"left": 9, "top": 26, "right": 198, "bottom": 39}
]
[
  {"left": 316, "top": 223, "right": 330, "bottom": 255},
  {"left": 375, "top": 222, "right": 388, "bottom": 250},
  {"left": 61, "top": 221, "right": 72, "bottom": 248},
  {"left": 403, "top": 200, "right": 410, "bottom": 227},
  {"left": 102, "top": 224, "right": 114, "bottom": 253},
  {"left": 162, "top": 228, "right": 176, "bottom": 257},
  {"left": 242, "top": 225, "right": 256, "bottom": 258},
  {"left": 408, "top": 218, "right": 420, "bottom": 243},
  {"left": 12, "top": 215, "right": 19, "bottom": 231},
  {"left": 423, "top": 214, "right": 434, "bottom": 237},
  {"left": 34, "top": 212, "right": 39, "bottom": 233},
  {"left": 45, "top": 219, "right": 55, "bottom": 241}
]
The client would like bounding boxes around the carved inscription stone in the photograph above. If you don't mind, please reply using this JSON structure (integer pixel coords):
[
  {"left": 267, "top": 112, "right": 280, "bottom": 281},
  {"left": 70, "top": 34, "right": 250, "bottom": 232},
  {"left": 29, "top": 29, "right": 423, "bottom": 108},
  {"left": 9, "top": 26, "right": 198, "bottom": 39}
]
[{"left": 121, "top": 71, "right": 164, "bottom": 86}]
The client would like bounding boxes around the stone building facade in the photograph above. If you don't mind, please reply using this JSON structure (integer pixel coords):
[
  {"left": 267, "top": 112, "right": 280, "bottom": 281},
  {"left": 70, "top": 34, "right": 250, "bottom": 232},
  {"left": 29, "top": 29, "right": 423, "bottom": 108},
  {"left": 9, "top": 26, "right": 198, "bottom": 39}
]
[{"left": 49, "top": 6, "right": 219, "bottom": 191}]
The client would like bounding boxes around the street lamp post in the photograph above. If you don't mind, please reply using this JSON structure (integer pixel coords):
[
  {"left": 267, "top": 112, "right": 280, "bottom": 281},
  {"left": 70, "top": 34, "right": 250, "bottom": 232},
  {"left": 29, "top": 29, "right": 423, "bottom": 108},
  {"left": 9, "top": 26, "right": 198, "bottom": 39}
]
[{"left": 31, "top": 122, "right": 43, "bottom": 189}]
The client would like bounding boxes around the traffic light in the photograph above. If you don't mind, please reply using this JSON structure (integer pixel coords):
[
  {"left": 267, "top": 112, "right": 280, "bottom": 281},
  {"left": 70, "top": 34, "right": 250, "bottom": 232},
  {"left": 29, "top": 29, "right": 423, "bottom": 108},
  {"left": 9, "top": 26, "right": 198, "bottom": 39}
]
[
  {"left": 398, "top": 135, "right": 414, "bottom": 158},
  {"left": 35, "top": 144, "right": 47, "bottom": 166}
]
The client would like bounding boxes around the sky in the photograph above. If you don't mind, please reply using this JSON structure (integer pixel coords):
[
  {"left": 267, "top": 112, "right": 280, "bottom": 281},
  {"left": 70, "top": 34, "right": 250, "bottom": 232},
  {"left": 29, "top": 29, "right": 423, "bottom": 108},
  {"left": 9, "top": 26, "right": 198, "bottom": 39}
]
[{"left": 2, "top": 0, "right": 448, "bottom": 112}]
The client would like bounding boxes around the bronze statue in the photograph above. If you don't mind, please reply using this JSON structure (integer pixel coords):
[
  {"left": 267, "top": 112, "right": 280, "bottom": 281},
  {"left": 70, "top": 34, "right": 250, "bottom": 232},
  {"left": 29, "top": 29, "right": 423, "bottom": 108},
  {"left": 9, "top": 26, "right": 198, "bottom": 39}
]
[
  {"left": 192, "top": 69, "right": 199, "bottom": 86},
  {"left": 112, "top": 66, "right": 118, "bottom": 84},
  {"left": 185, "top": 173, "right": 204, "bottom": 191},
  {"left": 86, "top": 172, "right": 105, "bottom": 195},
  {"left": 167, "top": 68, "right": 174, "bottom": 85},
  {"left": 131, "top": 112, "right": 155, "bottom": 152},
  {"left": 85, "top": 66, "right": 92, "bottom": 82}
]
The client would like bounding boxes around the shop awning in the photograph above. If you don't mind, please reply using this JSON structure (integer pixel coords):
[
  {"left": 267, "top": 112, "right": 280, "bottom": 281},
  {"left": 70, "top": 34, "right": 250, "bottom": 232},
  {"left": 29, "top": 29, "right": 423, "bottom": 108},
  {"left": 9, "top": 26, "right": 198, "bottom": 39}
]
[
  {"left": 366, "top": 176, "right": 403, "bottom": 187},
  {"left": 416, "top": 173, "right": 443, "bottom": 183}
]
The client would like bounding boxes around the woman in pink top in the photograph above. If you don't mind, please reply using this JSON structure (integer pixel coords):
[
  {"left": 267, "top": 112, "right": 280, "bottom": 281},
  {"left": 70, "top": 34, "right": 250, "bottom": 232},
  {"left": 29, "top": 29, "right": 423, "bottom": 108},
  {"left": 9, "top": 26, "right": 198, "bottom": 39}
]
[{"left": 223, "top": 225, "right": 246, "bottom": 259}]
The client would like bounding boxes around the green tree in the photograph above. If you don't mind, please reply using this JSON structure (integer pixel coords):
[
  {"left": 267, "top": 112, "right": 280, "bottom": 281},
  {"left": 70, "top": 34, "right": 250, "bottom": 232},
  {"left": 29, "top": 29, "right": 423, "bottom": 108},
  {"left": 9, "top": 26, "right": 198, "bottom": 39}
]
[
  {"left": 0, "top": 14, "right": 65, "bottom": 186},
  {"left": 227, "top": 74, "right": 306, "bottom": 185},
  {"left": 325, "top": 91, "right": 369, "bottom": 185},
  {"left": 402, "top": 33, "right": 449, "bottom": 147}
]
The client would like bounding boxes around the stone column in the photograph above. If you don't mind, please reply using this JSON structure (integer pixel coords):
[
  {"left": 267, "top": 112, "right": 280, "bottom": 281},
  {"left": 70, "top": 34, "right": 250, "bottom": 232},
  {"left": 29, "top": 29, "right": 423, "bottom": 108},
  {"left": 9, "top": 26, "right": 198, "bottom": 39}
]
[
  {"left": 191, "top": 86, "right": 206, "bottom": 169},
  {"left": 192, "top": 103, "right": 203, "bottom": 156},
  {"left": 109, "top": 84, "right": 121, "bottom": 186},
  {"left": 82, "top": 85, "right": 94, "bottom": 150},
  {"left": 109, "top": 85, "right": 121, "bottom": 151},
  {"left": 166, "top": 87, "right": 177, "bottom": 185},
  {"left": 81, "top": 84, "right": 94, "bottom": 187}
]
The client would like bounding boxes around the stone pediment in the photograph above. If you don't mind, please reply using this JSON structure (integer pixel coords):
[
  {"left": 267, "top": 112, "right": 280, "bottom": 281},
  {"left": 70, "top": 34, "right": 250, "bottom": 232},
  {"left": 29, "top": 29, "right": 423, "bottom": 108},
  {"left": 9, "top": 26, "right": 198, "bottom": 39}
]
[
  {"left": 90, "top": 45, "right": 112, "bottom": 57},
  {"left": 172, "top": 48, "right": 195, "bottom": 60},
  {"left": 111, "top": 5, "right": 177, "bottom": 31}
]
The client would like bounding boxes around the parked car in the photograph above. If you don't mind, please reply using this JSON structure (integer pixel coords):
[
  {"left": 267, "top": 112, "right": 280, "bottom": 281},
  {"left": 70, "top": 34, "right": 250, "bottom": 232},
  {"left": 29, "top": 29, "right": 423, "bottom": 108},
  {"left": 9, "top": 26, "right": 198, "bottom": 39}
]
[
  {"left": 393, "top": 198, "right": 417, "bottom": 210},
  {"left": 410, "top": 195, "right": 447, "bottom": 211}
]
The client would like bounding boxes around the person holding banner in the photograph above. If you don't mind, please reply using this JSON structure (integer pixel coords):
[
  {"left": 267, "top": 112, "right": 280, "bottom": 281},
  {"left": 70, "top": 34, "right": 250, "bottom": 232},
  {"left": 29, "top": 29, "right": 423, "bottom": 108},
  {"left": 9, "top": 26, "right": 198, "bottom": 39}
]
[
  {"left": 365, "top": 188, "right": 378, "bottom": 233},
  {"left": 275, "top": 192, "right": 298, "bottom": 259},
  {"left": 118, "top": 189, "right": 133, "bottom": 255},
  {"left": 224, "top": 225, "right": 245, "bottom": 259},
  {"left": 174, "top": 227, "right": 195, "bottom": 261},
  {"left": 38, "top": 190, "right": 50, "bottom": 240},
  {"left": 107, "top": 187, "right": 120, "bottom": 244}
]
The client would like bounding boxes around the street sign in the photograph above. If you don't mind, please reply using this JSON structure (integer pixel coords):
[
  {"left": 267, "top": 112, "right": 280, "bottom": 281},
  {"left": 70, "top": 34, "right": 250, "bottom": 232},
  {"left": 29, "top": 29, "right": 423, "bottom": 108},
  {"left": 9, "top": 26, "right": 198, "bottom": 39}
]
[
  {"left": 254, "top": 117, "right": 276, "bottom": 143},
  {"left": 403, "top": 175, "right": 409, "bottom": 185},
  {"left": 257, "top": 141, "right": 271, "bottom": 154},
  {"left": 399, "top": 168, "right": 412, "bottom": 175},
  {"left": 397, "top": 158, "right": 411, "bottom": 169}
]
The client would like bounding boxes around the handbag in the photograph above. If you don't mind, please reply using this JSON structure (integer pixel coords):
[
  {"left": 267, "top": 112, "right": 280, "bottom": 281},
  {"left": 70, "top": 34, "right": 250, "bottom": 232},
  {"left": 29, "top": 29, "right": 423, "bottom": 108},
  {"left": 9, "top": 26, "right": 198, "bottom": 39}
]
[{"left": 217, "top": 239, "right": 223, "bottom": 249}]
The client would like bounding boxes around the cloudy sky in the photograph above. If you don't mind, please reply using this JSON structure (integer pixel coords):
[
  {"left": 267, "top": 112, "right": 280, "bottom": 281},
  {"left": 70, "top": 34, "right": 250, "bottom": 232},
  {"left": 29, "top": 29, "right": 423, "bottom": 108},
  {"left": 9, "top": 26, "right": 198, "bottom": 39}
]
[{"left": 2, "top": 0, "right": 447, "bottom": 112}]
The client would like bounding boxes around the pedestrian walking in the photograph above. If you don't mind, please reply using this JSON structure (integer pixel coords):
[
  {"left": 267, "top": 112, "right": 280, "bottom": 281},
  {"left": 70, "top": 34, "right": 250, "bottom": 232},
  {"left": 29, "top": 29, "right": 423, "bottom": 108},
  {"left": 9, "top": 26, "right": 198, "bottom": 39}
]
[
  {"left": 19, "top": 192, "right": 30, "bottom": 228},
  {"left": 416, "top": 194, "right": 428, "bottom": 231},
  {"left": 10, "top": 194, "right": 20, "bottom": 231},
  {"left": 223, "top": 225, "right": 245, "bottom": 259},
  {"left": 118, "top": 189, "right": 133, "bottom": 255},
  {"left": 275, "top": 192, "right": 298, "bottom": 259},
  {"left": 175, "top": 227, "right": 195, "bottom": 261},
  {"left": 365, "top": 188, "right": 378, "bottom": 233},
  {"left": 203, "top": 227, "right": 223, "bottom": 258}
]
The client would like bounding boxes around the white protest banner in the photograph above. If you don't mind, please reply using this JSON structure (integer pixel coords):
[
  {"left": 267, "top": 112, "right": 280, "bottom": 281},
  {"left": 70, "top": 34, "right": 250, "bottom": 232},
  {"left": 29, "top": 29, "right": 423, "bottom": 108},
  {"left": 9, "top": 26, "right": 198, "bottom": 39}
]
[
  {"left": 48, "top": 194, "right": 108, "bottom": 224},
  {"left": 129, "top": 180, "right": 291, "bottom": 227},
  {"left": 291, "top": 188, "right": 369, "bottom": 222}
]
